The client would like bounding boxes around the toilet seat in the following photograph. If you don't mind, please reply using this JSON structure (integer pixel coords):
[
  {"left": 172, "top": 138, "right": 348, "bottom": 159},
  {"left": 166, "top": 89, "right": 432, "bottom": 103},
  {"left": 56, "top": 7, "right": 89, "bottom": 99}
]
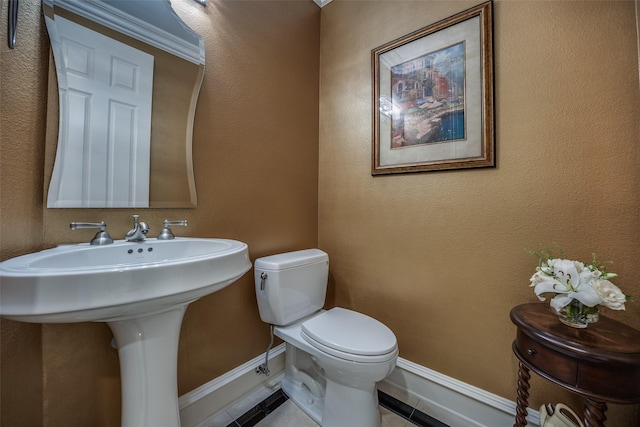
[{"left": 301, "top": 308, "right": 397, "bottom": 363}]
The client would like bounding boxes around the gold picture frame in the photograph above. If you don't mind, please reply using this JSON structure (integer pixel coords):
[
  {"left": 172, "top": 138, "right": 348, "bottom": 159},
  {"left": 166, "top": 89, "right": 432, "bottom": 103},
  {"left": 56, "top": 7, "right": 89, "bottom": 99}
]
[{"left": 372, "top": 2, "right": 494, "bottom": 175}]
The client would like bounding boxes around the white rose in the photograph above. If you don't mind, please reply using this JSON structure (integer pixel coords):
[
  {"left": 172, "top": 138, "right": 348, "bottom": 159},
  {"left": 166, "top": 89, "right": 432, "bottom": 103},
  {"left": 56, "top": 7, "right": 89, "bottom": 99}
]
[{"left": 593, "top": 280, "right": 626, "bottom": 310}]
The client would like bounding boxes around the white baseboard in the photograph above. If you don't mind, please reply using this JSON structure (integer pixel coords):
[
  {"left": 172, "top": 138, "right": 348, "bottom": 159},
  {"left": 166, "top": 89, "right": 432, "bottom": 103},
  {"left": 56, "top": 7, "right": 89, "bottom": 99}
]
[
  {"left": 178, "top": 343, "right": 286, "bottom": 427},
  {"left": 384, "top": 358, "right": 540, "bottom": 427},
  {"left": 178, "top": 347, "right": 539, "bottom": 427}
]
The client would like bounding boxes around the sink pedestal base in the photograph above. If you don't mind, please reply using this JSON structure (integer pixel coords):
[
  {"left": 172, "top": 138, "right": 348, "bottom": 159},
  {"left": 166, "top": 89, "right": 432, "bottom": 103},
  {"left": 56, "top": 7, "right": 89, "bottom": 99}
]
[{"left": 108, "top": 305, "right": 187, "bottom": 427}]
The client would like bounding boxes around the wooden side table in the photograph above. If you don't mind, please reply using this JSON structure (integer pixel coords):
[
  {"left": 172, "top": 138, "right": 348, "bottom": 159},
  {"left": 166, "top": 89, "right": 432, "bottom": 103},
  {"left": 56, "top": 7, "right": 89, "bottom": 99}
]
[{"left": 510, "top": 303, "right": 640, "bottom": 427}]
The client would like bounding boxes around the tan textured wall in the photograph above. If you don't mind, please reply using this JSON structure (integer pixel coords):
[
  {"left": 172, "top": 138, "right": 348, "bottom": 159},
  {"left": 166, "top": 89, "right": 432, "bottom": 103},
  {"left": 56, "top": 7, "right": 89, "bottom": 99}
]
[
  {"left": 3, "top": 0, "right": 639, "bottom": 425},
  {"left": 319, "top": 0, "right": 639, "bottom": 424},
  {"left": 1, "top": 0, "right": 320, "bottom": 425},
  {"left": 0, "top": 0, "right": 48, "bottom": 425}
]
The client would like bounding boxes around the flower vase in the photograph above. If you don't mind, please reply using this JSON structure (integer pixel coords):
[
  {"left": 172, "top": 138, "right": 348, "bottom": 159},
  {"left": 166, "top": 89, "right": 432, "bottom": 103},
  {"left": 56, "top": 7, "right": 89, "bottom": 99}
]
[{"left": 558, "top": 300, "right": 599, "bottom": 328}]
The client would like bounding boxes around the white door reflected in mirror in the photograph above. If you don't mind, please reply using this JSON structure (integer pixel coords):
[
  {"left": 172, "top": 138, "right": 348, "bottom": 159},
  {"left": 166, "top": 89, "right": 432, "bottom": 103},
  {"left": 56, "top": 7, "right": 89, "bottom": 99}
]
[
  {"left": 43, "top": 0, "right": 205, "bottom": 208},
  {"left": 48, "top": 16, "right": 154, "bottom": 207}
]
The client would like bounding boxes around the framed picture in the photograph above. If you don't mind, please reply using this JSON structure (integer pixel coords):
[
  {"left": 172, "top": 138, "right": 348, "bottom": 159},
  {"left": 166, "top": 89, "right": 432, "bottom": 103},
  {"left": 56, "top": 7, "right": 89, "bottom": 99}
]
[{"left": 372, "top": 2, "right": 494, "bottom": 175}]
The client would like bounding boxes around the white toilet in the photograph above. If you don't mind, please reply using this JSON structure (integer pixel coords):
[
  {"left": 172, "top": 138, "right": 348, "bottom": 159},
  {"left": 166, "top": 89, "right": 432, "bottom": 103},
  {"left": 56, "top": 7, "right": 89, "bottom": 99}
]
[{"left": 254, "top": 249, "right": 398, "bottom": 427}]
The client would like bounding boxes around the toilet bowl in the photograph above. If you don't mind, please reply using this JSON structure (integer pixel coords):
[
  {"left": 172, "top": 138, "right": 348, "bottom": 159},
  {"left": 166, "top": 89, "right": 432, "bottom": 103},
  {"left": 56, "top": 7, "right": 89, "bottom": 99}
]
[
  {"left": 254, "top": 250, "right": 398, "bottom": 427},
  {"left": 275, "top": 308, "right": 398, "bottom": 426}
]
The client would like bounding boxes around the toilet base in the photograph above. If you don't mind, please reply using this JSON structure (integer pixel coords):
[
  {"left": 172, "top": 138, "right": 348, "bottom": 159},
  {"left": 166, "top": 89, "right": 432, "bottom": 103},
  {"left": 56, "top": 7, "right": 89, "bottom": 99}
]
[
  {"left": 322, "top": 378, "right": 381, "bottom": 427},
  {"left": 280, "top": 343, "right": 383, "bottom": 427},
  {"left": 282, "top": 375, "right": 381, "bottom": 427},
  {"left": 281, "top": 376, "right": 324, "bottom": 424}
]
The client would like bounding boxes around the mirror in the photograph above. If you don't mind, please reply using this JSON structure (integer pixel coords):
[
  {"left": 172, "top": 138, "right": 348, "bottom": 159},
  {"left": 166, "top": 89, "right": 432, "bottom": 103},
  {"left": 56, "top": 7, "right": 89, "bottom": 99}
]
[{"left": 43, "top": 0, "right": 204, "bottom": 208}]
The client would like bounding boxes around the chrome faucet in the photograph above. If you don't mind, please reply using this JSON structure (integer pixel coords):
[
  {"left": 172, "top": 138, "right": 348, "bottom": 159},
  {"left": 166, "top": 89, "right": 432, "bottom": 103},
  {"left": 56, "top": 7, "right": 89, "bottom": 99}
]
[
  {"left": 70, "top": 221, "right": 114, "bottom": 245},
  {"left": 125, "top": 215, "right": 149, "bottom": 242}
]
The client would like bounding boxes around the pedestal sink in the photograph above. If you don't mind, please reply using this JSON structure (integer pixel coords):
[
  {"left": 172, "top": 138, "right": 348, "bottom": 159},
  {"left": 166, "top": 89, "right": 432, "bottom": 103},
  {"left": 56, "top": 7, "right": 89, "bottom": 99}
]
[{"left": 0, "top": 238, "right": 251, "bottom": 427}]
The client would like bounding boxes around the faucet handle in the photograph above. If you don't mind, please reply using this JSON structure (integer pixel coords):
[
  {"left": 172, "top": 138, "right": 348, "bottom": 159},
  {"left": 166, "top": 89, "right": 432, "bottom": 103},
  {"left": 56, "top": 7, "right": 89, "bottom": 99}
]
[
  {"left": 157, "top": 220, "right": 188, "bottom": 240},
  {"left": 70, "top": 221, "right": 107, "bottom": 231},
  {"left": 70, "top": 221, "right": 114, "bottom": 245}
]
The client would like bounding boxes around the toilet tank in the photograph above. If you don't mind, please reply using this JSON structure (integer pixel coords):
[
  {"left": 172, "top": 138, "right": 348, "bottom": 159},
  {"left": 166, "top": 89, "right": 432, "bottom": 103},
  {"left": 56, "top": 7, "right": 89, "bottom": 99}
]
[{"left": 254, "top": 249, "right": 329, "bottom": 326}]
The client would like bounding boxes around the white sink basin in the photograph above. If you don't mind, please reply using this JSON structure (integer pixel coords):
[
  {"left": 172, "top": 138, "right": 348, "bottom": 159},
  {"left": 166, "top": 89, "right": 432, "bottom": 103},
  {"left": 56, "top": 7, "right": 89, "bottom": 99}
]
[
  {"left": 0, "top": 237, "right": 252, "bottom": 427},
  {"left": 0, "top": 238, "right": 251, "bottom": 323}
]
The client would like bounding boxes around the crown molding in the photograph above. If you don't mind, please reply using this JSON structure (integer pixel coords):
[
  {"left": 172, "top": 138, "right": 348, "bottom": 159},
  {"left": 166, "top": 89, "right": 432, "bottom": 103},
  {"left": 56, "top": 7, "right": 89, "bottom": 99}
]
[
  {"left": 312, "top": 0, "right": 333, "bottom": 8},
  {"left": 44, "top": 0, "right": 204, "bottom": 64}
]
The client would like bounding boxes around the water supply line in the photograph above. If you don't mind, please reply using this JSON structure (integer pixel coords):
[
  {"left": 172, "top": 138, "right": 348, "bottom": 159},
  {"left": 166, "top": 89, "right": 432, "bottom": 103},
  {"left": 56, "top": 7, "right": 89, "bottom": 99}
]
[{"left": 255, "top": 324, "right": 274, "bottom": 376}]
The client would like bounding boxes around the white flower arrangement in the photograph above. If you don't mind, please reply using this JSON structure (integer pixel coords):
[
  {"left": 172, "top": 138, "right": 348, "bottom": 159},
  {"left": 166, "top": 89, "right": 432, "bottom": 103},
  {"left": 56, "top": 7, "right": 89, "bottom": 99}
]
[{"left": 528, "top": 245, "right": 630, "bottom": 314}]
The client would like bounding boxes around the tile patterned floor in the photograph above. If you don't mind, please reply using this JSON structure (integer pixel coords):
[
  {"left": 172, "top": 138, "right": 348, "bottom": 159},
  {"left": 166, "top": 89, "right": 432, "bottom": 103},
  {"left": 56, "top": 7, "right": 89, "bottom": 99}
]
[{"left": 220, "top": 382, "right": 450, "bottom": 427}]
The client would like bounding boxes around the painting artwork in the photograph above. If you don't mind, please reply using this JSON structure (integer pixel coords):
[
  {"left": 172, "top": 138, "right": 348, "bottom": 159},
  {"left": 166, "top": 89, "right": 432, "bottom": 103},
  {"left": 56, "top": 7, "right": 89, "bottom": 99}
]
[
  {"left": 372, "top": 2, "right": 494, "bottom": 175},
  {"left": 390, "top": 42, "right": 466, "bottom": 148}
]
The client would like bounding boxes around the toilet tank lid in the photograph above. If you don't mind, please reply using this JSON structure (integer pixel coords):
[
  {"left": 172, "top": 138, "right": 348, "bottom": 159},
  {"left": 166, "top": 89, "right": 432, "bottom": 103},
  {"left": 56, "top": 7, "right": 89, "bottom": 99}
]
[{"left": 254, "top": 249, "right": 328, "bottom": 271}]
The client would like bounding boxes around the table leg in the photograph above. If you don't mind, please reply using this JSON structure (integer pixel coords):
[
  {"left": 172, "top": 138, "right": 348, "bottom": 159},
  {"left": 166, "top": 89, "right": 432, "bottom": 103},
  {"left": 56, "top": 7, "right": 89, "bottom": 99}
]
[
  {"left": 514, "top": 362, "right": 531, "bottom": 427},
  {"left": 584, "top": 399, "right": 607, "bottom": 427}
]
